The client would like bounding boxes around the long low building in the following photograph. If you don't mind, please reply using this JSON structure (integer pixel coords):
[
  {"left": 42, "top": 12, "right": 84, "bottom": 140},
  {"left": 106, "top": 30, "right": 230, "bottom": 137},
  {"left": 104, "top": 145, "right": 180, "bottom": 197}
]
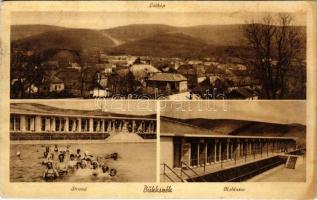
[
  {"left": 10, "top": 103, "right": 156, "bottom": 139},
  {"left": 161, "top": 133, "right": 296, "bottom": 168},
  {"left": 160, "top": 117, "right": 300, "bottom": 182}
]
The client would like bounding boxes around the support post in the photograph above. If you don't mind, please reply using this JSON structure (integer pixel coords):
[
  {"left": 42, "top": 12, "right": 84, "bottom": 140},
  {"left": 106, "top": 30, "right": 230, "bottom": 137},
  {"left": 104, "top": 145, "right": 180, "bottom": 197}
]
[
  {"left": 89, "top": 118, "right": 94, "bottom": 133},
  {"left": 20, "top": 115, "right": 26, "bottom": 132}
]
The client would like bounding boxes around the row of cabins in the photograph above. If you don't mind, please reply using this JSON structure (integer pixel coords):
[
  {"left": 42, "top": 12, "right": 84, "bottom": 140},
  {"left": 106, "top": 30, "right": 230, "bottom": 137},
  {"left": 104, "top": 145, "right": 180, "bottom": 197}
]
[
  {"left": 10, "top": 103, "right": 156, "bottom": 140},
  {"left": 162, "top": 134, "right": 296, "bottom": 169},
  {"left": 160, "top": 117, "right": 297, "bottom": 170}
]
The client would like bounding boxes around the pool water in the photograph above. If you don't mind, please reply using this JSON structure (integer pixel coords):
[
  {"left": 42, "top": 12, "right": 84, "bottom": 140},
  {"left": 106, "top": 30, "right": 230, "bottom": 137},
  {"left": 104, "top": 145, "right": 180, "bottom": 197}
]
[{"left": 10, "top": 141, "right": 156, "bottom": 182}]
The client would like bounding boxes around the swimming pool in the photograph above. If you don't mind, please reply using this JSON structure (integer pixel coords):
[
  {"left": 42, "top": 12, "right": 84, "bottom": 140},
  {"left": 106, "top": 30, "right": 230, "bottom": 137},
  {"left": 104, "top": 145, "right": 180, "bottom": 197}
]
[{"left": 10, "top": 141, "right": 156, "bottom": 182}]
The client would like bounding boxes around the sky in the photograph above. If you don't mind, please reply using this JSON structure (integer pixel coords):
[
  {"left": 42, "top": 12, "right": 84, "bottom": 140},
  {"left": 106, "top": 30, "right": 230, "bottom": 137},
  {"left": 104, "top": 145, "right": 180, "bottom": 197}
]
[
  {"left": 11, "top": 11, "right": 306, "bottom": 29},
  {"left": 161, "top": 101, "right": 306, "bottom": 125}
]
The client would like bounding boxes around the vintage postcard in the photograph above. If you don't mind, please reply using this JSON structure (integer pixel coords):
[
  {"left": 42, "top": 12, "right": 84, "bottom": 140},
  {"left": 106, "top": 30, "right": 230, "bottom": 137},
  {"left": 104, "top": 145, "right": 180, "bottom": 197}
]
[{"left": 0, "top": 0, "right": 316, "bottom": 199}]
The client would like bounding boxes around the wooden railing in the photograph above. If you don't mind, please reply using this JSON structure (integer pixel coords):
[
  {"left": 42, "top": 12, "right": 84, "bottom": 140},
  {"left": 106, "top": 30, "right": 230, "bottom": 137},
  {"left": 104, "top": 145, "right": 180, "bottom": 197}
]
[
  {"left": 181, "top": 161, "right": 206, "bottom": 182},
  {"left": 161, "top": 163, "right": 186, "bottom": 182}
]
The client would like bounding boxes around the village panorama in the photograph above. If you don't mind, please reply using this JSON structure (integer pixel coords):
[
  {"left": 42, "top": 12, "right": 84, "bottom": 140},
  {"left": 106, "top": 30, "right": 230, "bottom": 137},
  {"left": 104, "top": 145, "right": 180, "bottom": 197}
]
[{"left": 10, "top": 14, "right": 306, "bottom": 100}]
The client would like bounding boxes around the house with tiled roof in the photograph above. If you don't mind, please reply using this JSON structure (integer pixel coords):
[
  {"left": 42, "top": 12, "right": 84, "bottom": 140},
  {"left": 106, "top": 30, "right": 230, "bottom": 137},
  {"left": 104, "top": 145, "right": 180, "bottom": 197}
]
[
  {"left": 146, "top": 72, "right": 188, "bottom": 94},
  {"left": 40, "top": 75, "right": 65, "bottom": 94},
  {"left": 48, "top": 76, "right": 65, "bottom": 92},
  {"left": 177, "top": 64, "right": 206, "bottom": 89}
]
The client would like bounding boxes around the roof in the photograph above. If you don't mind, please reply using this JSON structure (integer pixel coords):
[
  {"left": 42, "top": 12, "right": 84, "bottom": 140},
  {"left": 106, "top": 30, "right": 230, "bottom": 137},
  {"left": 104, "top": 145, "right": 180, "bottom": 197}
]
[
  {"left": 10, "top": 103, "right": 156, "bottom": 120},
  {"left": 161, "top": 133, "right": 296, "bottom": 140},
  {"left": 130, "top": 64, "right": 160, "bottom": 74},
  {"left": 228, "top": 87, "right": 257, "bottom": 98},
  {"left": 160, "top": 117, "right": 302, "bottom": 141},
  {"left": 48, "top": 76, "right": 64, "bottom": 84},
  {"left": 177, "top": 64, "right": 206, "bottom": 77},
  {"left": 148, "top": 73, "right": 187, "bottom": 82},
  {"left": 95, "top": 63, "right": 113, "bottom": 70},
  {"left": 115, "top": 64, "right": 161, "bottom": 80}
]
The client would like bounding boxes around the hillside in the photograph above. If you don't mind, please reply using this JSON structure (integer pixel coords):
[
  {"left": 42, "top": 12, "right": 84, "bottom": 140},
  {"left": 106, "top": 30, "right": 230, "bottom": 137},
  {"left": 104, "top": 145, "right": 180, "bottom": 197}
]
[
  {"left": 108, "top": 32, "right": 207, "bottom": 57},
  {"left": 11, "top": 24, "right": 306, "bottom": 59},
  {"left": 11, "top": 28, "right": 115, "bottom": 52},
  {"left": 161, "top": 117, "right": 306, "bottom": 145},
  {"left": 103, "top": 24, "right": 177, "bottom": 43},
  {"left": 175, "top": 25, "right": 245, "bottom": 46},
  {"left": 11, "top": 24, "right": 65, "bottom": 41}
]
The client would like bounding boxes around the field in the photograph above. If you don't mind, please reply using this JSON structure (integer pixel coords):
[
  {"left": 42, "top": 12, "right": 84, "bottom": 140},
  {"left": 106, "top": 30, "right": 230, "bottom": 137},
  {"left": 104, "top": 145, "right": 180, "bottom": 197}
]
[{"left": 10, "top": 140, "right": 156, "bottom": 182}]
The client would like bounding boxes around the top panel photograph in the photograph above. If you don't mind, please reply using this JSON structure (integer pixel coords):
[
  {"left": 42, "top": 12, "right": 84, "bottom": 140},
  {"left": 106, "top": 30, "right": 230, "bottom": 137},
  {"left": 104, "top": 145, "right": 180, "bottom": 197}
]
[{"left": 10, "top": 11, "right": 306, "bottom": 100}]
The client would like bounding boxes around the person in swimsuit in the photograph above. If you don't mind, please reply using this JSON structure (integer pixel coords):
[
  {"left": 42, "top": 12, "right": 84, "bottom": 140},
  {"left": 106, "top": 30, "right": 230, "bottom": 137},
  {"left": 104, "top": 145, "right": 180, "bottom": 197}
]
[
  {"left": 83, "top": 151, "right": 94, "bottom": 167},
  {"left": 75, "top": 149, "right": 82, "bottom": 159},
  {"left": 53, "top": 145, "right": 59, "bottom": 160},
  {"left": 43, "top": 161, "right": 59, "bottom": 181},
  {"left": 109, "top": 168, "right": 117, "bottom": 177},
  {"left": 42, "top": 151, "right": 51, "bottom": 165},
  {"left": 101, "top": 164, "right": 109, "bottom": 174},
  {"left": 66, "top": 145, "right": 71, "bottom": 153},
  {"left": 104, "top": 152, "right": 118, "bottom": 160},
  {"left": 91, "top": 161, "right": 99, "bottom": 176},
  {"left": 45, "top": 146, "right": 50, "bottom": 153},
  {"left": 56, "top": 154, "right": 68, "bottom": 176},
  {"left": 99, "top": 163, "right": 116, "bottom": 177},
  {"left": 67, "top": 154, "right": 77, "bottom": 172},
  {"left": 54, "top": 145, "right": 58, "bottom": 153},
  {"left": 80, "top": 159, "right": 88, "bottom": 169},
  {"left": 16, "top": 151, "right": 21, "bottom": 160}
]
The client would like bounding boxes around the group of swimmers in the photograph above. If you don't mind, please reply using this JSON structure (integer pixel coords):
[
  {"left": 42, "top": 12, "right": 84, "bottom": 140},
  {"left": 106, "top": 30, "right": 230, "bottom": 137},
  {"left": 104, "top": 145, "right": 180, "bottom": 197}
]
[{"left": 39, "top": 144, "right": 118, "bottom": 181}]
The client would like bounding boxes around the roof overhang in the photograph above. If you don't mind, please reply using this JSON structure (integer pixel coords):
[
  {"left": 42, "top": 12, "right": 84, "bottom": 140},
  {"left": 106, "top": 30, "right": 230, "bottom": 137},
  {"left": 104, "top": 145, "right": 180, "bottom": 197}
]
[
  {"left": 10, "top": 111, "right": 155, "bottom": 121},
  {"left": 161, "top": 132, "right": 297, "bottom": 140}
]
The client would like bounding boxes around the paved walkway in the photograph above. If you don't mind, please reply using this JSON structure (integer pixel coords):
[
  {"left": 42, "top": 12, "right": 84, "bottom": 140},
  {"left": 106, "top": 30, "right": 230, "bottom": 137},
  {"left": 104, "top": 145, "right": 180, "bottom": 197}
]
[
  {"left": 248, "top": 158, "right": 306, "bottom": 182},
  {"left": 161, "top": 152, "right": 282, "bottom": 182}
]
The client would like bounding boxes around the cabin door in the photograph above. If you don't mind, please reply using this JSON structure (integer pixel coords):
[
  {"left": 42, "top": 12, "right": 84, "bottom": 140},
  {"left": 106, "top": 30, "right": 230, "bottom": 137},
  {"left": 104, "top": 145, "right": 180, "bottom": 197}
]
[
  {"left": 173, "top": 142, "right": 182, "bottom": 168},
  {"left": 190, "top": 143, "right": 199, "bottom": 167},
  {"left": 199, "top": 142, "right": 206, "bottom": 166}
]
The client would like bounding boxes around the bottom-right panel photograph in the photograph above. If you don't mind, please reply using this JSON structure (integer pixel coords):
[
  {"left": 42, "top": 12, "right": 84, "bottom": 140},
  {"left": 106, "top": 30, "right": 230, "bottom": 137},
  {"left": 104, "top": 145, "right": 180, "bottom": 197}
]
[{"left": 160, "top": 101, "right": 306, "bottom": 182}]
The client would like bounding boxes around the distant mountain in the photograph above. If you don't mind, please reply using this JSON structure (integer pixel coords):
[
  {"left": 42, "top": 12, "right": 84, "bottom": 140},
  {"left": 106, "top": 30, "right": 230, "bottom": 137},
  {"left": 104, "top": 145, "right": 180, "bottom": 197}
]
[
  {"left": 11, "top": 28, "right": 115, "bottom": 52},
  {"left": 11, "top": 24, "right": 306, "bottom": 59},
  {"left": 103, "top": 24, "right": 177, "bottom": 44},
  {"left": 103, "top": 24, "right": 246, "bottom": 46},
  {"left": 161, "top": 117, "right": 306, "bottom": 145},
  {"left": 11, "top": 24, "right": 66, "bottom": 41},
  {"left": 171, "top": 25, "right": 246, "bottom": 46}
]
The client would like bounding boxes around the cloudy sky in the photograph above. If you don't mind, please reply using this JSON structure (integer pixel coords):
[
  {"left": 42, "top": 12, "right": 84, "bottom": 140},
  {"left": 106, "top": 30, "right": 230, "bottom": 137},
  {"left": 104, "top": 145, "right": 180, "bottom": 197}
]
[
  {"left": 161, "top": 101, "right": 306, "bottom": 125},
  {"left": 11, "top": 11, "right": 306, "bottom": 29}
]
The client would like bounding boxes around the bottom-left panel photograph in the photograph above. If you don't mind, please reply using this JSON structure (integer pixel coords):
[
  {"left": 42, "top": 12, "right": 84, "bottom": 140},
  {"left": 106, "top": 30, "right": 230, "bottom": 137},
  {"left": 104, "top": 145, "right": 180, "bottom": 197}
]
[{"left": 9, "top": 100, "right": 157, "bottom": 182}]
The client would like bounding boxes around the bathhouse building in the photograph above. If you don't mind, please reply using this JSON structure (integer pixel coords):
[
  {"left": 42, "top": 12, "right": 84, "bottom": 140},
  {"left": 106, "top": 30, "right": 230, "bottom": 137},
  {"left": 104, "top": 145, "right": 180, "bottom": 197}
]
[
  {"left": 10, "top": 103, "right": 156, "bottom": 140},
  {"left": 160, "top": 117, "right": 300, "bottom": 182}
]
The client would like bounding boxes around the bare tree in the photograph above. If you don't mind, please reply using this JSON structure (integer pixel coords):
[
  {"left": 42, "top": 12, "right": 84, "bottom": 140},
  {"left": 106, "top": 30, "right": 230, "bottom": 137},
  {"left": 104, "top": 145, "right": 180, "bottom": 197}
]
[
  {"left": 11, "top": 49, "right": 47, "bottom": 98},
  {"left": 242, "top": 14, "right": 303, "bottom": 99},
  {"left": 78, "top": 50, "right": 89, "bottom": 97}
]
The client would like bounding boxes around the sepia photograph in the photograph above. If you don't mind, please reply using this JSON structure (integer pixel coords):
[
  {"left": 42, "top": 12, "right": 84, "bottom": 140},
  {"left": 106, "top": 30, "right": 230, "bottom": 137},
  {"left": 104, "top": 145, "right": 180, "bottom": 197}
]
[
  {"left": 10, "top": 100, "right": 157, "bottom": 182},
  {"left": 1, "top": 0, "right": 315, "bottom": 199},
  {"left": 10, "top": 11, "right": 306, "bottom": 100},
  {"left": 160, "top": 101, "right": 306, "bottom": 182}
]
